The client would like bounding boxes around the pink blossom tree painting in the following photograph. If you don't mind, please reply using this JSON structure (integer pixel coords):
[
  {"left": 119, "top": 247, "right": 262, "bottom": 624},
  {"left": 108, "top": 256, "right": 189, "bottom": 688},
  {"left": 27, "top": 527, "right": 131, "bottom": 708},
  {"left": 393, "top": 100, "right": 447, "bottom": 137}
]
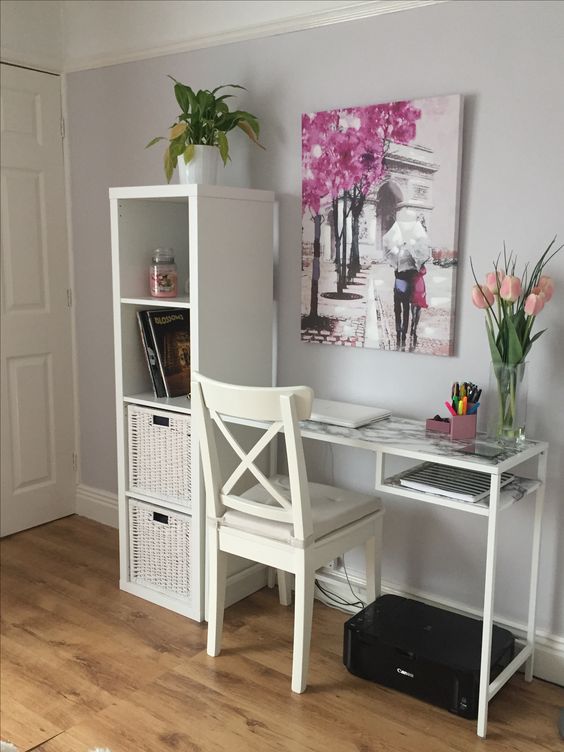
[{"left": 301, "top": 94, "right": 463, "bottom": 355}]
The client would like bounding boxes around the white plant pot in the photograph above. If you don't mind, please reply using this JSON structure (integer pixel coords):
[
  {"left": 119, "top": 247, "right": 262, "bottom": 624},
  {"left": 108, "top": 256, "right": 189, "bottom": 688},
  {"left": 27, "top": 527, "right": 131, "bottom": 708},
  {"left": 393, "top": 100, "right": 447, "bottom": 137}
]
[{"left": 177, "top": 145, "right": 221, "bottom": 185}]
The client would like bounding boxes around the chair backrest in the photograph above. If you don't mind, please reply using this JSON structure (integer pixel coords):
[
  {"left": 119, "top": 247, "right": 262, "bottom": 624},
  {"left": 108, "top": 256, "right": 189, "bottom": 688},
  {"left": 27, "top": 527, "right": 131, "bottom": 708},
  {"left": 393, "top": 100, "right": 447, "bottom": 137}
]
[{"left": 192, "top": 372, "right": 314, "bottom": 542}]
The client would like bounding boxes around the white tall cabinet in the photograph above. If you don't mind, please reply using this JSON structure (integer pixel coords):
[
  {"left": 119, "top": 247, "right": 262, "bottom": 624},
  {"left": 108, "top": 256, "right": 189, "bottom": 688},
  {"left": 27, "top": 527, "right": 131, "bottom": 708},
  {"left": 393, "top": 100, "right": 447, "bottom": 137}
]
[{"left": 110, "top": 184, "right": 275, "bottom": 621}]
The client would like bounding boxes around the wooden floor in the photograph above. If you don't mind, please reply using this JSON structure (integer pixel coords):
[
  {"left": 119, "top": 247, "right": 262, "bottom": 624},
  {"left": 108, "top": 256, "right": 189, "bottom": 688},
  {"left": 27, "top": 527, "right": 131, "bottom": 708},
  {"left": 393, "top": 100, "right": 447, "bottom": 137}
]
[{"left": 1, "top": 517, "right": 562, "bottom": 752}]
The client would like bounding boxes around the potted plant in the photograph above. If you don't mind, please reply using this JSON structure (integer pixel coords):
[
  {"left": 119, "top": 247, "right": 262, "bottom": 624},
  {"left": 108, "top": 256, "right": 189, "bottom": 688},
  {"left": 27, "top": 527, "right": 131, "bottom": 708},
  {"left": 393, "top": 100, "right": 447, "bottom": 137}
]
[{"left": 147, "top": 76, "right": 264, "bottom": 184}]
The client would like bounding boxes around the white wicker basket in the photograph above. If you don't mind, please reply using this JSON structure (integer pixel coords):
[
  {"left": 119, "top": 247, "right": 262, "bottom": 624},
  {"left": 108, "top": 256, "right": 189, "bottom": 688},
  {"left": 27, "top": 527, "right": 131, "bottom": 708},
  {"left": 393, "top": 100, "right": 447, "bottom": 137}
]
[
  {"left": 129, "top": 499, "right": 191, "bottom": 598},
  {"left": 128, "top": 405, "right": 191, "bottom": 506}
]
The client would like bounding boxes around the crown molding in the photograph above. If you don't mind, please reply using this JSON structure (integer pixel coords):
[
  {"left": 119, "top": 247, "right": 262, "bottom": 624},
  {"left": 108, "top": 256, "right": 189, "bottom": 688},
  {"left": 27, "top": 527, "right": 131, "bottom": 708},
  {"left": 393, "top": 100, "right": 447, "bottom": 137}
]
[
  {"left": 0, "top": 46, "right": 63, "bottom": 75},
  {"left": 64, "top": 0, "right": 444, "bottom": 73}
]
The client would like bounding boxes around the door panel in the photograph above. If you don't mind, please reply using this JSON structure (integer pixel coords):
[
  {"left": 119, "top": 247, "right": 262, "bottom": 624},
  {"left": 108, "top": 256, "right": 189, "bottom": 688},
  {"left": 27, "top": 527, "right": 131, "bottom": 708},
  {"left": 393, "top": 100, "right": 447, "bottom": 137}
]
[
  {"left": 8, "top": 354, "right": 54, "bottom": 489},
  {"left": 1, "top": 64, "right": 75, "bottom": 536},
  {"left": 2, "top": 167, "right": 49, "bottom": 310}
]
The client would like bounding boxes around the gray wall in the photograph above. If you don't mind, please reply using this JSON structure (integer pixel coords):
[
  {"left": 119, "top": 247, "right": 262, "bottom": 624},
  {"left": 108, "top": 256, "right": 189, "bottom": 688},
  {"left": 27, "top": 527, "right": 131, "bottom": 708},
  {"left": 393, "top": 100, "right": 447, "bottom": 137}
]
[{"left": 67, "top": 0, "right": 564, "bottom": 637}]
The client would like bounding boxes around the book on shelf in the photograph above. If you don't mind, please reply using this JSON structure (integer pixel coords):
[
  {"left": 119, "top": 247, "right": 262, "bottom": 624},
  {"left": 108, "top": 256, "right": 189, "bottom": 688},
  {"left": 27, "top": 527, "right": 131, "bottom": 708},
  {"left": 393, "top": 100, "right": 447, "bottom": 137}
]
[
  {"left": 146, "top": 308, "right": 191, "bottom": 398},
  {"left": 137, "top": 310, "right": 166, "bottom": 398},
  {"left": 399, "top": 463, "right": 514, "bottom": 503}
]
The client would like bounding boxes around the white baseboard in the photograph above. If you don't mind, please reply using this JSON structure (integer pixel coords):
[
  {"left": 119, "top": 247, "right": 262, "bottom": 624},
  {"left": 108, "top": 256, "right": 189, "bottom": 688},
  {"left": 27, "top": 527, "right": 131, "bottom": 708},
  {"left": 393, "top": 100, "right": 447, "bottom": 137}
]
[
  {"left": 315, "top": 567, "right": 564, "bottom": 687},
  {"left": 74, "top": 485, "right": 563, "bottom": 686},
  {"left": 226, "top": 564, "right": 268, "bottom": 609},
  {"left": 76, "top": 483, "right": 119, "bottom": 527}
]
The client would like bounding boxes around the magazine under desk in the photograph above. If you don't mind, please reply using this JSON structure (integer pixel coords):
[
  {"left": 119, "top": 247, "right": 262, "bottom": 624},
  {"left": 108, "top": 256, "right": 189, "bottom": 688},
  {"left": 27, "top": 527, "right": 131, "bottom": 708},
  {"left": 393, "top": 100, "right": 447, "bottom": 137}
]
[{"left": 297, "top": 415, "right": 548, "bottom": 739}]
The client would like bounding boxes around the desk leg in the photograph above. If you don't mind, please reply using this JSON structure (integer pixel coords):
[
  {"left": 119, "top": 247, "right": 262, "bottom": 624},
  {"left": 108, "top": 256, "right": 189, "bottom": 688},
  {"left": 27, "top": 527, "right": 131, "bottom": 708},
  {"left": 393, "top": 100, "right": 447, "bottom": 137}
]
[
  {"left": 525, "top": 450, "right": 547, "bottom": 682},
  {"left": 477, "top": 473, "right": 501, "bottom": 739},
  {"left": 375, "top": 450, "right": 385, "bottom": 489}
]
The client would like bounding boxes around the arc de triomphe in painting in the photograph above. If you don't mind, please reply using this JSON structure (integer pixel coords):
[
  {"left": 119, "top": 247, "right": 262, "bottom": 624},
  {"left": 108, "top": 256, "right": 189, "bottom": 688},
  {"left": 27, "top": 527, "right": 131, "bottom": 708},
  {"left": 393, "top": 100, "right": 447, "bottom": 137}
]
[{"left": 321, "top": 142, "right": 439, "bottom": 261}]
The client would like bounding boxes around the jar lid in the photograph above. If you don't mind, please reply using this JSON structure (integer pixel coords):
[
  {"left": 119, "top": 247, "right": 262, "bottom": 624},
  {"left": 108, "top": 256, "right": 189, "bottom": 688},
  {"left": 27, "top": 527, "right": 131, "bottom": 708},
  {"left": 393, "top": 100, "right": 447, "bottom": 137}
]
[{"left": 152, "top": 247, "right": 174, "bottom": 263}]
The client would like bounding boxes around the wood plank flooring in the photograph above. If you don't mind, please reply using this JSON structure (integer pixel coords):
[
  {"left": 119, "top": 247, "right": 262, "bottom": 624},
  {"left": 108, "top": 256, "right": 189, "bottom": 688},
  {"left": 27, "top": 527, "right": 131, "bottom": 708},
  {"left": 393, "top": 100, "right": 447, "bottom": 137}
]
[{"left": 1, "top": 516, "right": 562, "bottom": 751}]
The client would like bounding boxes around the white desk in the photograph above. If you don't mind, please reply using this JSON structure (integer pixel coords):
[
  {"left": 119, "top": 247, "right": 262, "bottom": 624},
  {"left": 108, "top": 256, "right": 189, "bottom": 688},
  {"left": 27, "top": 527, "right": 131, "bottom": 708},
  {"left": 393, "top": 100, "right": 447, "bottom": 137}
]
[{"left": 298, "top": 416, "right": 548, "bottom": 739}]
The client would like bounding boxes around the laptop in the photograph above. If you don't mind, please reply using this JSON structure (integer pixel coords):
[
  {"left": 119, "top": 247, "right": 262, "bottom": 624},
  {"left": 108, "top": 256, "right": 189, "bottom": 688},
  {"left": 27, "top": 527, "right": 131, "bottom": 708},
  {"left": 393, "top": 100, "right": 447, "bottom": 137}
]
[{"left": 309, "top": 398, "right": 391, "bottom": 429}]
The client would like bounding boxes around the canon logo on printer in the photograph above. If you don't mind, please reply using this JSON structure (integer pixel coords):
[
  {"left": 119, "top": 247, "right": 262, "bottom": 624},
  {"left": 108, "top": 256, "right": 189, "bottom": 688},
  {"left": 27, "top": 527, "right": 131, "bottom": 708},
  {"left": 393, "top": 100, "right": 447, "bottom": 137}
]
[{"left": 396, "top": 668, "right": 414, "bottom": 678}]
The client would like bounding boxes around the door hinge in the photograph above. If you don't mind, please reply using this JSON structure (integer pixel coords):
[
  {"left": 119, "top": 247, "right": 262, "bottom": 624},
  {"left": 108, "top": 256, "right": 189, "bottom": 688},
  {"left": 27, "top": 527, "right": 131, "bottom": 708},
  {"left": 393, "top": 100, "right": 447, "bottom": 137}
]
[
  {"left": 61, "top": 116, "right": 65, "bottom": 139},
  {"left": 67, "top": 288, "right": 72, "bottom": 307},
  {"left": 72, "top": 452, "right": 78, "bottom": 472}
]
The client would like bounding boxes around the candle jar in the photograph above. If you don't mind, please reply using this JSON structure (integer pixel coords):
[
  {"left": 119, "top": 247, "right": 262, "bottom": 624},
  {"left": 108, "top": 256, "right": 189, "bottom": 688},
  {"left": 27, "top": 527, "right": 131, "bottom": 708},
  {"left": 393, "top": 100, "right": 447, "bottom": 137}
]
[{"left": 149, "top": 248, "right": 177, "bottom": 298}]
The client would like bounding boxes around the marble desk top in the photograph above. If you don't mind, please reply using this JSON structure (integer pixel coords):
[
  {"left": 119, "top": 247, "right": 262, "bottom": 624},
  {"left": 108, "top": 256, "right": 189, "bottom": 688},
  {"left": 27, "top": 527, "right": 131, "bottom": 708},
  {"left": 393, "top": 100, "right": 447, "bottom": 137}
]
[{"left": 300, "top": 416, "right": 546, "bottom": 469}]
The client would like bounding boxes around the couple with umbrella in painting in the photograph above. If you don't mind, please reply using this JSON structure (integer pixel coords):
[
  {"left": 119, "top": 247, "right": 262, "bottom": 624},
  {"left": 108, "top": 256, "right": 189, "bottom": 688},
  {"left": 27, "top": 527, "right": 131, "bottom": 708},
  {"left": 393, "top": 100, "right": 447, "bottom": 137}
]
[{"left": 383, "top": 209, "right": 431, "bottom": 352}]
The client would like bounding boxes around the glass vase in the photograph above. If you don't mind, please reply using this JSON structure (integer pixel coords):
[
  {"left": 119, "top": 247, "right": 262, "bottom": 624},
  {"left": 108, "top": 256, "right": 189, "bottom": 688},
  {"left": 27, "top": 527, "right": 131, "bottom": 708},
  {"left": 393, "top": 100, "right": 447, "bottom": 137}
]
[{"left": 487, "top": 362, "right": 528, "bottom": 444}]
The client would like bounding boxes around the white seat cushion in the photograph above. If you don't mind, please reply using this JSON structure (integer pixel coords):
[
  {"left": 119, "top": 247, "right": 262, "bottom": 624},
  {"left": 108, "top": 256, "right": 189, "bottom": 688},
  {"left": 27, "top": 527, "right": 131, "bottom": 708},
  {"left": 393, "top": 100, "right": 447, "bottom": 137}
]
[{"left": 221, "top": 474, "right": 382, "bottom": 543}]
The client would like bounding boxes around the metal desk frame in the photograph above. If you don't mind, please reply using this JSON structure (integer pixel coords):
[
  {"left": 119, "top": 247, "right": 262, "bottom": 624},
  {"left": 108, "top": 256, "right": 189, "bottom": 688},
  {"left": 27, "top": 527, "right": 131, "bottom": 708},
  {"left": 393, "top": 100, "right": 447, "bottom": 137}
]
[{"left": 295, "top": 416, "right": 548, "bottom": 738}]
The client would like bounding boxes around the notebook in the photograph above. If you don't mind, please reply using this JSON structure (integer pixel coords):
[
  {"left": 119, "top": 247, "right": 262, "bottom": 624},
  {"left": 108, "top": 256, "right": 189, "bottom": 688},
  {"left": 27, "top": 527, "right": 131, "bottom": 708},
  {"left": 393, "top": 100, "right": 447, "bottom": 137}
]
[
  {"left": 399, "top": 463, "right": 514, "bottom": 503},
  {"left": 309, "top": 399, "right": 391, "bottom": 429}
]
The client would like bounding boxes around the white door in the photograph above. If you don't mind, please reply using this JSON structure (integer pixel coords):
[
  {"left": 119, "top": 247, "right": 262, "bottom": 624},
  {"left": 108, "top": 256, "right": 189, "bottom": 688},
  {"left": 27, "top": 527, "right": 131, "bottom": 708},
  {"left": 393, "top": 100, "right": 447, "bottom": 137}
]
[{"left": 1, "top": 64, "right": 76, "bottom": 536}]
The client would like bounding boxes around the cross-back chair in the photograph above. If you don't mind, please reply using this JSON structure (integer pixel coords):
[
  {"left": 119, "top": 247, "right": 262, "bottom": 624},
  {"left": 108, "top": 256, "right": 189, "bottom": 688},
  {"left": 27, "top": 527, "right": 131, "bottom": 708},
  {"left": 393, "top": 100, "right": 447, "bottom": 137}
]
[{"left": 192, "top": 371, "right": 384, "bottom": 693}]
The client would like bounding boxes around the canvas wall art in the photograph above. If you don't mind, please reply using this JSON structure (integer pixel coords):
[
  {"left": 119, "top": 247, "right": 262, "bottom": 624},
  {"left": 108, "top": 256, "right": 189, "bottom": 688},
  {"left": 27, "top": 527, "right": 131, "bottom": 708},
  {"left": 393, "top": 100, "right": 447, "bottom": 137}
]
[{"left": 301, "top": 94, "right": 463, "bottom": 355}]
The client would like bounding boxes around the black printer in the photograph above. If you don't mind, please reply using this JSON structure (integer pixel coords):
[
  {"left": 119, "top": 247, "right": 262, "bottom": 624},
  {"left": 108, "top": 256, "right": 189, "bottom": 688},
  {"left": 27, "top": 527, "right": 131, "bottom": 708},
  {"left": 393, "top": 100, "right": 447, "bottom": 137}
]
[{"left": 343, "top": 595, "right": 514, "bottom": 719}]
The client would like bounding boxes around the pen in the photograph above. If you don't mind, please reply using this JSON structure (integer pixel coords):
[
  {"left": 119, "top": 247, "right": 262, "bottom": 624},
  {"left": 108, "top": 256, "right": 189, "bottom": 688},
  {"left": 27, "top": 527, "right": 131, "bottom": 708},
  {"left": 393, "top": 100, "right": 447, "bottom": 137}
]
[
  {"left": 445, "top": 401, "right": 457, "bottom": 417},
  {"left": 467, "top": 402, "right": 480, "bottom": 415},
  {"left": 453, "top": 395, "right": 459, "bottom": 412},
  {"left": 457, "top": 400, "right": 463, "bottom": 415},
  {"left": 462, "top": 396, "right": 468, "bottom": 415}
]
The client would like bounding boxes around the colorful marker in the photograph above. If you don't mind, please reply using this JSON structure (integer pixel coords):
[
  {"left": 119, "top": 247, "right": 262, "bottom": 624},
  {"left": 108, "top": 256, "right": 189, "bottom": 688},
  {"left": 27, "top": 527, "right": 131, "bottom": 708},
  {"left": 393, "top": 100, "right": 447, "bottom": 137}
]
[{"left": 445, "top": 401, "right": 457, "bottom": 417}]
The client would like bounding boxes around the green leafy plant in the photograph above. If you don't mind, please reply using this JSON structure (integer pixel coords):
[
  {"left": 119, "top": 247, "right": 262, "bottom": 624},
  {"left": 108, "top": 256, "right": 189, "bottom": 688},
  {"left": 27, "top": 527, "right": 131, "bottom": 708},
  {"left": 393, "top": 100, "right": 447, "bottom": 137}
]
[{"left": 147, "top": 76, "right": 264, "bottom": 182}]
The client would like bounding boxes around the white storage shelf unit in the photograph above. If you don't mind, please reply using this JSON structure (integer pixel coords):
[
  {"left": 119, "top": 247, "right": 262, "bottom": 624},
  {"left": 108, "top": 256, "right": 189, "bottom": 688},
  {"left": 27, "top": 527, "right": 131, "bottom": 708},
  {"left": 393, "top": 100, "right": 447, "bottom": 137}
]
[{"left": 110, "top": 184, "right": 275, "bottom": 620}]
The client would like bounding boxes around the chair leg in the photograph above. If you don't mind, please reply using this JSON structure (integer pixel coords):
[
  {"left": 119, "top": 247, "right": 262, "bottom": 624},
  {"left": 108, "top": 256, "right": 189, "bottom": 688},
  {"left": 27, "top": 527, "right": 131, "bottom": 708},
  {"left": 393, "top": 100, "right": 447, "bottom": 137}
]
[
  {"left": 291, "top": 556, "right": 314, "bottom": 693},
  {"left": 207, "top": 524, "right": 227, "bottom": 657},
  {"left": 277, "top": 570, "right": 293, "bottom": 606}
]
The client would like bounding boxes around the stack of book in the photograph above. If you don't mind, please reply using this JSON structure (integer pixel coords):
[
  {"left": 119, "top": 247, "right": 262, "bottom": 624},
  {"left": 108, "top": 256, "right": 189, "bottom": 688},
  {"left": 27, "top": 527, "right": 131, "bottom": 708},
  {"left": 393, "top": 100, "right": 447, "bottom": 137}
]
[{"left": 137, "top": 309, "right": 191, "bottom": 398}]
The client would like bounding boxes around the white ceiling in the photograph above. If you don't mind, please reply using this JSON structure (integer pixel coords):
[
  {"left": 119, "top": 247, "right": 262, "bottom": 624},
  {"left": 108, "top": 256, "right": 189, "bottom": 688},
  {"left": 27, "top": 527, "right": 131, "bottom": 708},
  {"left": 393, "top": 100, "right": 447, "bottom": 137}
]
[{"left": 1, "top": 0, "right": 441, "bottom": 73}]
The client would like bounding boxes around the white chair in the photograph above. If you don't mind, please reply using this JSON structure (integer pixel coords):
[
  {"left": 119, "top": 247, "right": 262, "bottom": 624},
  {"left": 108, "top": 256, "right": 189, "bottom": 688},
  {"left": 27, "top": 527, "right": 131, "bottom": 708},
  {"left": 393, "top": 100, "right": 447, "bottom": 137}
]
[{"left": 192, "top": 372, "right": 384, "bottom": 693}]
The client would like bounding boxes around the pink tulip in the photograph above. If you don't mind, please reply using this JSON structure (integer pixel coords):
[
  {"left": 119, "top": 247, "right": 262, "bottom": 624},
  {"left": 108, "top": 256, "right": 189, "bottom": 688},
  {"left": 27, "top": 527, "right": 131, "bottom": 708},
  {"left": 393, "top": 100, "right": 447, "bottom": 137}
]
[
  {"left": 524, "top": 293, "right": 545, "bottom": 316},
  {"left": 499, "top": 275, "right": 522, "bottom": 302},
  {"left": 485, "top": 270, "right": 505, "bottom": 294},
  {"left": 472, "top": 284, "right": 494, "bottom": 309},
  {"left": 537, "top": 275, "right": 555, "bottom": 302}
]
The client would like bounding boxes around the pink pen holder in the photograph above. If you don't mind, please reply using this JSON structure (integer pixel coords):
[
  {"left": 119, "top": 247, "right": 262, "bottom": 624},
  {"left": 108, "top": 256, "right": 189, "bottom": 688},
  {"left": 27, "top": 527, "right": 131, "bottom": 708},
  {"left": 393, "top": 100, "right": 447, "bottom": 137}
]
[{"left": 426, "top": 414, "right": 477, "bottom": 440}]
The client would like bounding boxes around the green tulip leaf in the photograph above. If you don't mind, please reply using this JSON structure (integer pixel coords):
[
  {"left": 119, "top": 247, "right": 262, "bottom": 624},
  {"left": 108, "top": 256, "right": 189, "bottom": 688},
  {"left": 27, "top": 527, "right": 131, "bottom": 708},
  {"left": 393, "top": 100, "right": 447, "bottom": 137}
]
[
  {"left": 505, "top": 316, "right": 524, "bottom": 365},
  {"left": 485, "top": 319, "right": 502, "bottom": 365},
  {"left": 523, "top": 328, "right": 546, "bottom": 357}
]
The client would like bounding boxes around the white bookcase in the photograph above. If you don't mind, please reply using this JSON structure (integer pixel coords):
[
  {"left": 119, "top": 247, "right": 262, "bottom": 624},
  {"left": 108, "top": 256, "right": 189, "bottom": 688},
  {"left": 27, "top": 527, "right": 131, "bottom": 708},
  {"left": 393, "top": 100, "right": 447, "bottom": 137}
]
[{"left": 109, "top": 184, "right": 275, "bottom": 621}]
